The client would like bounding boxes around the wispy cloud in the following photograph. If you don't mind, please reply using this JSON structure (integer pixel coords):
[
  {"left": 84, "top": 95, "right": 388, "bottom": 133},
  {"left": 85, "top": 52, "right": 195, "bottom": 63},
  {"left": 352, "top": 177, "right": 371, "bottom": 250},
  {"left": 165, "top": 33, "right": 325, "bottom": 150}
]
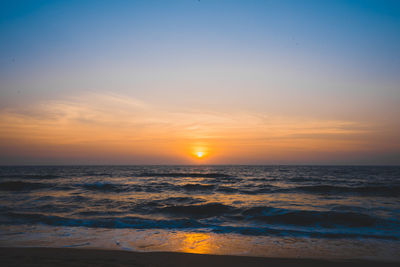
[{"left": 0, "top": 92, "right": 380, "bottom": 163}]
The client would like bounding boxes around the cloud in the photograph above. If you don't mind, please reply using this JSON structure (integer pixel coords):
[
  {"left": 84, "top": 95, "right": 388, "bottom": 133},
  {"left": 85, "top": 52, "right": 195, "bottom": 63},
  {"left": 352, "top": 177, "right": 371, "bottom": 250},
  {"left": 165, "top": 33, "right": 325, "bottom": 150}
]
[{"left": 0, "top": 91, "right": 386, "bottom": 164}]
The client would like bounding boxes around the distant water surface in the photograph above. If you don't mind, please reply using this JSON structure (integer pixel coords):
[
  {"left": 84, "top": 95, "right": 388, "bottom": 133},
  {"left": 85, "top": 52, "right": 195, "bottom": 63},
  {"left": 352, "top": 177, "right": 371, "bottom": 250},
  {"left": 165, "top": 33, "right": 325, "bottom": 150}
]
[{"left": 0, "top": 166, "right": 399, "bottom": 260}]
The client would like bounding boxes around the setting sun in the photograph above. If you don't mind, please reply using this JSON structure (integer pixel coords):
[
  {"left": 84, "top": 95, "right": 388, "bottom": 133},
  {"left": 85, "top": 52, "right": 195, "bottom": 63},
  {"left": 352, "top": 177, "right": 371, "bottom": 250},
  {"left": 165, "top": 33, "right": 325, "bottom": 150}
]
[{"left": 196, "top": 152, "right": 204, "bottom": 158}]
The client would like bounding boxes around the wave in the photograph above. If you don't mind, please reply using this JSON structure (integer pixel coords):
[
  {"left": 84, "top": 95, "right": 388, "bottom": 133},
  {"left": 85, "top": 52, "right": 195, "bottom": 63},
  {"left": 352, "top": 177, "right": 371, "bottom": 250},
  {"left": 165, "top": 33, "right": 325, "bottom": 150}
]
[
  {"left": 155, "top": 203, "right": 236, "bottom": 218},
  {"left": 288, "top": 177, "right": 324, "bottom": 182},
  {"left": 1, "top": 212, "right": 205, "bottom": 229},
  {"left": 78, "top": 182, "right": 219, "bottom": 194},
  {"left": 136, "top": 202, "right": 395, "bottom": 229},
  {"left": 216, "top": 186, "right": 239, "bottom": 193},
  {"left": 0, "top": 174, "right": 60, "bottom": 180},
  {"left": 78, "top": 181, "right": 182, "bottom": 193},
  {"left": 4, "top": 179, "right": 398, "bottom": 198},
  {"left": 146, "top": 197, "right": 206, "bottom": 206},
  {"left": 1, "top": 211, "right": 397, "bottom": 240},
  {"left": 81, "top": 172, "right": 112, "bottom": 177},
  {"left": 130, "top": 197, "right": 207, "bottom": 213},
  {"left": 78, "top": 182, "right": 157, "bottom": 193},
  {"left": 76, "top": 182, "right": 400, "bottom": 197},
  {"left": 242, "top": 207, "right": 382, "bottom": 228},
  {"left": 1, "top": 166, "right": 399, "bottom": 242},
  {"left": 80, "top": 182, "right": 131, "bottom": 192},
  {"left": 138, "top": 172, "right": 233, "bottom": 178},
  {"left": 237, "top": 186, "right": 278, "bottom": 194},
  {"left": 0, "top": 181, "right": 53, "bottom": 191},
  {"left": 291, "top": 185, "right": 400, "bottom": 197},
  {"left": 212, "top": 225, "right": 399, "bottom": 240},
  {"left": 182, "top": 184, "right": 215, "bottom": 191}
]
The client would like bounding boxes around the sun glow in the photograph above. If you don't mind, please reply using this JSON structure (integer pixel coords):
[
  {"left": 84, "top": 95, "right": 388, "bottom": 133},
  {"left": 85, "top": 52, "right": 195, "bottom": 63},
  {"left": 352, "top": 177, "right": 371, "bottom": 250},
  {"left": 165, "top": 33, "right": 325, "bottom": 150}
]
[
  {"left": 190, "top": 145, "right": 209, "bottom": 161},
  {"left": 196, "top": 152, "right": 204, "bottom": 158}
]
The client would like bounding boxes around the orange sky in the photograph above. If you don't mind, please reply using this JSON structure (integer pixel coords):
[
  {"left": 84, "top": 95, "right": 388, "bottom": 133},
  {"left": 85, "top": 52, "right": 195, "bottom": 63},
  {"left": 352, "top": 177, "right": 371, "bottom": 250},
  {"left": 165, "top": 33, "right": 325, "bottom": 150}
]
[{"left": 1, "top": 92, "right": 398, "bottom": 165}]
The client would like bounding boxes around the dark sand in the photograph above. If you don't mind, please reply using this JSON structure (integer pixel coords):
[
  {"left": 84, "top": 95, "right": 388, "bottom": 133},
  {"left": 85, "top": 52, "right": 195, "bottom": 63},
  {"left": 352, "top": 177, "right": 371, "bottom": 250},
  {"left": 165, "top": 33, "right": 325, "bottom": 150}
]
[{"left": 0, "top": 247, "right": 398, "bottom": 267}]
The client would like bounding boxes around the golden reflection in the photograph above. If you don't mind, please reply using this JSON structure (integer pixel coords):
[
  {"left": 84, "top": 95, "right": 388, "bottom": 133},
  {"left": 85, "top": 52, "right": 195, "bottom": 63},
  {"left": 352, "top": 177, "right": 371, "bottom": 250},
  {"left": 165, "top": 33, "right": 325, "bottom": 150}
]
[{"left": 179, "top": 232, "right": 213, "bottom": 254}]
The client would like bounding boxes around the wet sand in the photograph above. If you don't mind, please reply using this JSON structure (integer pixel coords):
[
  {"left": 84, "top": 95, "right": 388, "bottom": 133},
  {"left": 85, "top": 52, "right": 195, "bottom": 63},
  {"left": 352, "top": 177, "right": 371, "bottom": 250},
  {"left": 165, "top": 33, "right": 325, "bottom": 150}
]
[{"left": 0, "top": 247, "right": 398, "bottom": 267}]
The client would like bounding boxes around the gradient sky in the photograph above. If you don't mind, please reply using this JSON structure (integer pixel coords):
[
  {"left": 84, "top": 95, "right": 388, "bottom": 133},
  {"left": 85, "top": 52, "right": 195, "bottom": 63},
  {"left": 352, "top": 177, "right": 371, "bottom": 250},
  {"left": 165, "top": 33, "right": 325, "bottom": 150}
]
[{"left": 0, "top": 0, "right": 399, "bottom": 165}]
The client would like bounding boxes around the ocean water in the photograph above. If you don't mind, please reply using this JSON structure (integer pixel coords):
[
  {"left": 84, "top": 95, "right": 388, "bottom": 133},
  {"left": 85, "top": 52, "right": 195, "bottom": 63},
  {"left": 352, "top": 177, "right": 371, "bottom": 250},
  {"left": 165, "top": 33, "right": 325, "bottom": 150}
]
[{"left": 0, "top": 165, "right": 399, "bottom": 260}]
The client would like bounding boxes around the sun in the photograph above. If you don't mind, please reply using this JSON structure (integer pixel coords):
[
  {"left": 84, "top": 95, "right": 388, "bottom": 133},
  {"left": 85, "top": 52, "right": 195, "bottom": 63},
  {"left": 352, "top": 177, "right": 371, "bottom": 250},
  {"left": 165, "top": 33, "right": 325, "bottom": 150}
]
[
  {"left": 196, "top": 152, "right": 204, "bottom": 158},
  {"left": 191, "top": 146, "right": 208, "bottom": 160}
]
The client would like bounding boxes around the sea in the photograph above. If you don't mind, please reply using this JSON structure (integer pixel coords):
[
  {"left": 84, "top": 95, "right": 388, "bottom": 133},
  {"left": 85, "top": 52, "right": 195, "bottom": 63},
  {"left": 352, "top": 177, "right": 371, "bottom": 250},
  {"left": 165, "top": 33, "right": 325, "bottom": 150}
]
[{"left": 0, "top": 165, "right": 399, "bottom": 260}]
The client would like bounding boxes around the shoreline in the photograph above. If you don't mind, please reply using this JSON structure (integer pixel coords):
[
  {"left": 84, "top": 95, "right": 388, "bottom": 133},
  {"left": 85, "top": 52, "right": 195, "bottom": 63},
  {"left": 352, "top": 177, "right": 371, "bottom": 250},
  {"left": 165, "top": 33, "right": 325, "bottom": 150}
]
[{"left": 0, "top": 247, "right": 398, "bottom": 267}]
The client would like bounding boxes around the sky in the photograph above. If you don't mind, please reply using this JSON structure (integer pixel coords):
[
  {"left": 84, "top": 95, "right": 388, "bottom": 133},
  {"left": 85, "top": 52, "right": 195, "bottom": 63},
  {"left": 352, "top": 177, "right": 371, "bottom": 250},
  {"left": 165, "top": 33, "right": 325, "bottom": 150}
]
[{"left": 0, "top": 0, "right": 399, "bottom": 165}]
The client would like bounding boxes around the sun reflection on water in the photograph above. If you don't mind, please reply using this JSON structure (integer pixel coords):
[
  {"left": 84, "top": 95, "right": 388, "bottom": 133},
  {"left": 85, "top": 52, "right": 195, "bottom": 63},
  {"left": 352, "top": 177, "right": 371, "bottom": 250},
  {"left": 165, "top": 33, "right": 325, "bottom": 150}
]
[{"left": 179, "top": 232, "right": 213, "bottom": 254}]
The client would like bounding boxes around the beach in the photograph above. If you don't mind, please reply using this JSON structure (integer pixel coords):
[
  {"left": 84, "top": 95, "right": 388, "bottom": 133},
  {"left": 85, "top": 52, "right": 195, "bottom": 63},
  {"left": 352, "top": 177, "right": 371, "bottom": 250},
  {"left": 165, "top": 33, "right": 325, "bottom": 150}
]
[{"left": 1, "top": 247, "right": 399, "bottom": 267}]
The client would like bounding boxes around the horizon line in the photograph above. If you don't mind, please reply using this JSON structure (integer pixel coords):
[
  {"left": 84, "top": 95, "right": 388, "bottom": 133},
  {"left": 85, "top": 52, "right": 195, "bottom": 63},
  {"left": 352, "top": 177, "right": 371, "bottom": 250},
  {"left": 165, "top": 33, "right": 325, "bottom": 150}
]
[{"left": 1, "top": 164, "right": 399, "bottom": 167}]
